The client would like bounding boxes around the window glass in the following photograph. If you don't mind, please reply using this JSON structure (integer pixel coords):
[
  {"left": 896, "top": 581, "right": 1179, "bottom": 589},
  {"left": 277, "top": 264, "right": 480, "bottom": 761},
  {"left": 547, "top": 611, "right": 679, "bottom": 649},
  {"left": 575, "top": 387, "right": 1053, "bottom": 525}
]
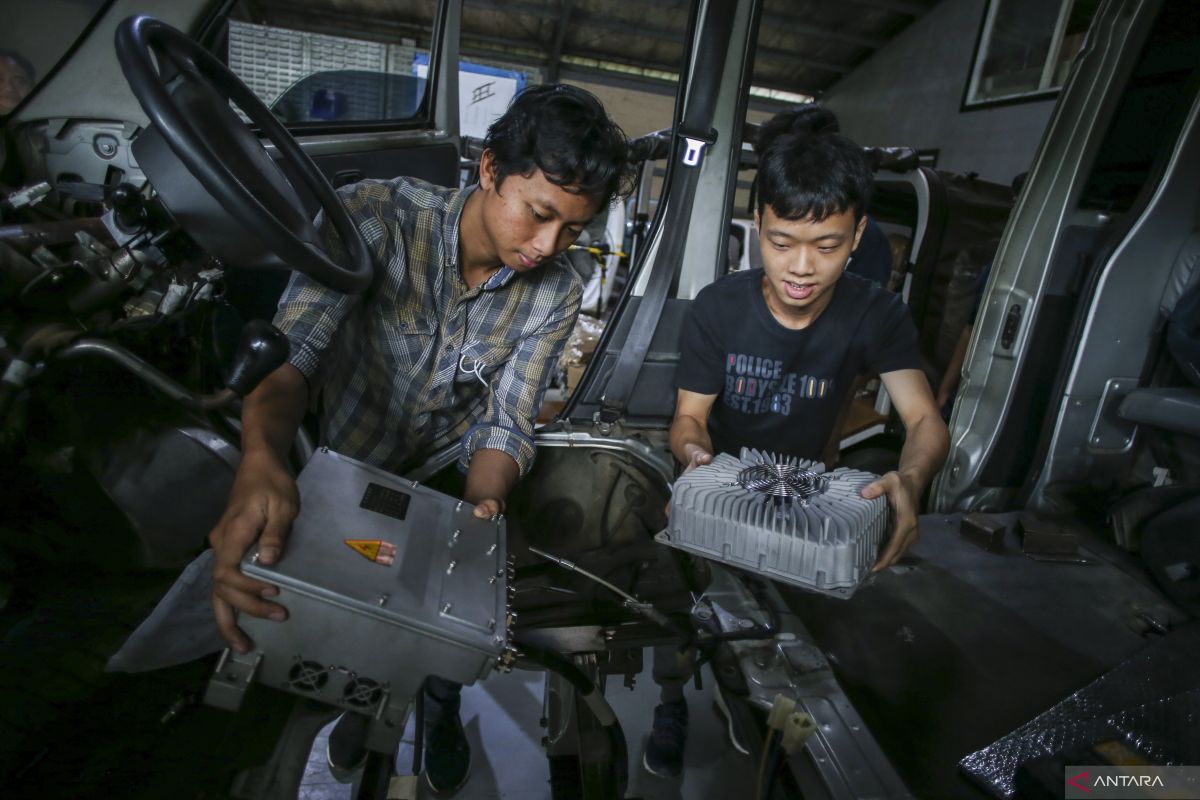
[
  {"left": 966, "top": 0, "right": 1100, "bottom": 106},
  {"left": 221, "top": 0, "right": 437, "bottom": 125}
]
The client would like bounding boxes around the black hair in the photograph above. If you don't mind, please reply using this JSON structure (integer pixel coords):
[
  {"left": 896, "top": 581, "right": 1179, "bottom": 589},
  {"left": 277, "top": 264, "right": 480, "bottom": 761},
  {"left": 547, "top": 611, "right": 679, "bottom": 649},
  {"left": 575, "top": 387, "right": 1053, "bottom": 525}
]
[
  {"left": 484, "top": 83, "right": 635, "bottom": 205},
  {"left": 756, "top": 131, "right": 874, "bottom": 223},
  {"left": 754, "top": 104, "right": 839, "bottom": 155},
  {"left": 0, "top": 49, "right": 36, "bottom": 83}
]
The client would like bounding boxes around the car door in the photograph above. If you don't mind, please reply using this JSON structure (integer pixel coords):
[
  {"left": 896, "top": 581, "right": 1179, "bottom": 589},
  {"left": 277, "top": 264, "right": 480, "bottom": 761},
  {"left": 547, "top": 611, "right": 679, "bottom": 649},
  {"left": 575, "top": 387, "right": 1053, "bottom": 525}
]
[{"left": 932, "top": 0, "right": 1200, "bottom": 513}]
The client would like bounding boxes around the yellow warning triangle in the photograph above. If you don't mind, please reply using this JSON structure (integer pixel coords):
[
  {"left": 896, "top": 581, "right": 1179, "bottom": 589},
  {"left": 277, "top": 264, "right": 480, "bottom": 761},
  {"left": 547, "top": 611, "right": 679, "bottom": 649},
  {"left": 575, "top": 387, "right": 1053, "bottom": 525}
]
[{"left": 344, "top": 539, "right": 382, "bottom": 561}]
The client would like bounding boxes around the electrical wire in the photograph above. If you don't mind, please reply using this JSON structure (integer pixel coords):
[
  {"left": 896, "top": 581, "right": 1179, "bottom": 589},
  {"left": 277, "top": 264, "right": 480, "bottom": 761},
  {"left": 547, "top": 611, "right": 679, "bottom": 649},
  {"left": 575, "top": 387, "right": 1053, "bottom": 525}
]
[
  {"left": 760, "top": 740, "right": 787, "bottom": 800},
  {"left": 756, "top": 727, "right": 777, "bottom": 800},
  {"left": 527, "top": 545, "right": 690, "bottom": 641}
]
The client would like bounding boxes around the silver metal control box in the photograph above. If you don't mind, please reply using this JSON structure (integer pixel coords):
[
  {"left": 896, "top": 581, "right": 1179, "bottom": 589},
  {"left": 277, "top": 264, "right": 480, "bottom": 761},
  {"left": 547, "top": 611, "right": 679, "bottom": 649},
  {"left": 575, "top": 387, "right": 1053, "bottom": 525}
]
[{"left": 205, "top": 449, "right": 512, "bottom": 745}]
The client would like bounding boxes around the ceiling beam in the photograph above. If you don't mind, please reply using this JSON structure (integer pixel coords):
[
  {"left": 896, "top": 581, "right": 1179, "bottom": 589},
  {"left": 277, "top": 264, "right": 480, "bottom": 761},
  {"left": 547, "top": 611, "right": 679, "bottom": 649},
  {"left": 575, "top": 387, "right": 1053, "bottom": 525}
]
[
  {"left": 461, "top": 29, "right": 833, "bottom": 96},
  {"left": 759, "top": 14, "right": 886, "bottom": 49},
  {"left": 466, "top": 0, "right": 558, "bottom": 22},
  {"left": 263, "top": 0, "right": 857, "bottom": 76},
  {"left": 756, "top": 45, "right": 849, "bottom": 74},
  {"left": 630, "top": 0, "right": 931, "bottom": 18},
  {"left": 546, "top": 0, "right": 575, "bottom": 82},
  {"left": 239, "top": 1, "right": 845, "bottom": 93},
  {"left": 507, "top": 12, "right": 850, "bottom": 74},
  {"left": 616, "top": 0, "right": 903, "bottom": 51},
  {"left": 462, "top": 43, "right": 825, "bottom": 100},
  {"left": 844, "top": 0, "right": 932, "bottom": 17},
  {"left": 248, "top": 7, "right": 431, "bottom": 45}
]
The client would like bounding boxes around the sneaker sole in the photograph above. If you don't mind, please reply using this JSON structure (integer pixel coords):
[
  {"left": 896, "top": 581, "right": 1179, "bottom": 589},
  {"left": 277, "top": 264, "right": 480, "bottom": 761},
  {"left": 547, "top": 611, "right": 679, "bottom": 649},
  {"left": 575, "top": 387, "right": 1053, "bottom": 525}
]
[
  {"left": 712, "top": 687, "right": 750, "bottom": 756},
  {"left": 324, "top": 748, "right": 366, "bottom": 784},
  {"left": 424, "top": 751, "right": 472, "bottom": 796},
  {"left": 642, "top": 749, "right": 682, "bottom": 779},
  {"left": 325, "top": 713, "right": 369, "bottom": 783}
]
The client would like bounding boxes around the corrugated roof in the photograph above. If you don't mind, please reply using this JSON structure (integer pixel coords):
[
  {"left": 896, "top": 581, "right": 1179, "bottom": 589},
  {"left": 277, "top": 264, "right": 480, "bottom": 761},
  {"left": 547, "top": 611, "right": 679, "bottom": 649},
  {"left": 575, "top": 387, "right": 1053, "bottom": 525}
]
[{"left": 238, "top": 0, "right": 940, "bottom": 97}]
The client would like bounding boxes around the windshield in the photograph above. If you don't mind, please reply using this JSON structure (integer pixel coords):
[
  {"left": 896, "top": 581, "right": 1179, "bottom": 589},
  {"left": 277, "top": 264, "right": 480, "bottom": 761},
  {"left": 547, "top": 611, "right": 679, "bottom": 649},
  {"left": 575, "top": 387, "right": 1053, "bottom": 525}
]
[{"left": 1, "top": 0, "right": 111, "bottom": 117}]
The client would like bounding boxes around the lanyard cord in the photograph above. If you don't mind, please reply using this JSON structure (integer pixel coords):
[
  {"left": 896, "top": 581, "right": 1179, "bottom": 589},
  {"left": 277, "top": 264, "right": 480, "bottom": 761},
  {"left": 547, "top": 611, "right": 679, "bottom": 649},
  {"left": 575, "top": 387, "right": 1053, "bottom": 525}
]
[{"left": 455, "top": 293, "right": 489, "bottom": 388}]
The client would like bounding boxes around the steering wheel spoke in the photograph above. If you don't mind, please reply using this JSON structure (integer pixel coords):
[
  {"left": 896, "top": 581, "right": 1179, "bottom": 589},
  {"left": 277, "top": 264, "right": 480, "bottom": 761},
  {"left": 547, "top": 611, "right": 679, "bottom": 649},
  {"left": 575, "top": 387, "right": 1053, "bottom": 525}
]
[{"left": 116, "top": 15, "right": 373, "bottom": 294}]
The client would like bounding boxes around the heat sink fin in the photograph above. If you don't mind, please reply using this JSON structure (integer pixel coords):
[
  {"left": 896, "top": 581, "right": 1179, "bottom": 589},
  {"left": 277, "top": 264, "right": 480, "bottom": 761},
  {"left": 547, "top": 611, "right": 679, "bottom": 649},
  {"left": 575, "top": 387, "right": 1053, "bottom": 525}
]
[{"left": 660, "top": 448, "right": 891, "bottom": 598}]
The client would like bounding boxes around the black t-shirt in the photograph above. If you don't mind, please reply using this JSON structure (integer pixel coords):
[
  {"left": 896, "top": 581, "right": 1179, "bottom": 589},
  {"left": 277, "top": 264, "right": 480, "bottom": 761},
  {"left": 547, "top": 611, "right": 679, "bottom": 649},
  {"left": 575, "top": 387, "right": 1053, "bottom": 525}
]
[
  {"left": 675, "top": 269, "right": 921, "bottom": 460},
  {"left": 847, "top": 217, "right": 893, "bottom": 287}
]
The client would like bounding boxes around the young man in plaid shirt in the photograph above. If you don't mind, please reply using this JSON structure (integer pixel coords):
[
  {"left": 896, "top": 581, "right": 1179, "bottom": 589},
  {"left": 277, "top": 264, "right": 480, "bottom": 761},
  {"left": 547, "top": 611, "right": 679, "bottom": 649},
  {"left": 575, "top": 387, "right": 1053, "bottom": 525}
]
[{"left": 207, "top": 84, "right": 634, "bottom": 794}]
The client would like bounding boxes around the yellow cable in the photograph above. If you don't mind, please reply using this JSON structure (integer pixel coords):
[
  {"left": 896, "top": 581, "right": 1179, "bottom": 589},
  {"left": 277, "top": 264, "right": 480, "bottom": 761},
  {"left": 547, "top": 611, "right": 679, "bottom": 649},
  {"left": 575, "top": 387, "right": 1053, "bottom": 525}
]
[
  {"left": 757, "top": 726, "right": 776, "bottom": 800},
  {"left": 568, "top": 244, "right": 628, "bottom": 258}
]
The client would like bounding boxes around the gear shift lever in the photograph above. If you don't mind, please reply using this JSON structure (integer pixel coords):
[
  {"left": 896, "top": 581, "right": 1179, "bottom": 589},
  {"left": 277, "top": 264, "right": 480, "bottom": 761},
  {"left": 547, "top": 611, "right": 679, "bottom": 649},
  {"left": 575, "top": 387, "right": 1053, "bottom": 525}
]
[{"left": 225, "top": 319, "right": 289, "bottom": 398}]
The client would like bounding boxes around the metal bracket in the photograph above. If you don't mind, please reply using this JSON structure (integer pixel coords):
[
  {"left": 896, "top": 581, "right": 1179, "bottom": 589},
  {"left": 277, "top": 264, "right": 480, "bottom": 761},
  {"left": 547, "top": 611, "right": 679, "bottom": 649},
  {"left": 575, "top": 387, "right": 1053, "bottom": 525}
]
[
  {"left": 203, "top": 648, "right": 263, "bottom": 711},
  {"left": 1087, "top": 377, "right": 1139, "bottom": 452},
  {"left": 591, "top": 408, "right": 620, "bottom": 437}
]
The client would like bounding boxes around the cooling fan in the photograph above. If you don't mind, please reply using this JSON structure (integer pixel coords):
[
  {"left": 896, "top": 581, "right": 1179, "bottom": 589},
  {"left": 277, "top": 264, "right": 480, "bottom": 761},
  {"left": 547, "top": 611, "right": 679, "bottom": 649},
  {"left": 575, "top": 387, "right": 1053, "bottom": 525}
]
[{"left": 659, "top": 449, "right": 891, "bottom": 598}]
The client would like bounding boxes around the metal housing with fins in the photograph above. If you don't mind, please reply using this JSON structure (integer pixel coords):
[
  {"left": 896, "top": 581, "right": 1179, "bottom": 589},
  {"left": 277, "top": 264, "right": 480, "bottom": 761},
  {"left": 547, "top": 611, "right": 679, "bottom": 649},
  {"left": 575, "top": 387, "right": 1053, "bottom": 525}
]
[{"left": 659, "top": 449, "right": 890, "bottom": 598}]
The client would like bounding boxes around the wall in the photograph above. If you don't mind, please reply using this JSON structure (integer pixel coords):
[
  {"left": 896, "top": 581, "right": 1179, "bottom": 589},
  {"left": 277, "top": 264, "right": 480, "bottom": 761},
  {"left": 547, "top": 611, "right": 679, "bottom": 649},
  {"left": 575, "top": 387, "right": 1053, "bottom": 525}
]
[
  {"left": 566, "top": 75, "right": 781, "bottom": 140},
  {"left": 566, "top": 77, "right": 676, "bottom": 139},
  {"left": 823, "top": 0, "right": 1057, "bottom": 185}
]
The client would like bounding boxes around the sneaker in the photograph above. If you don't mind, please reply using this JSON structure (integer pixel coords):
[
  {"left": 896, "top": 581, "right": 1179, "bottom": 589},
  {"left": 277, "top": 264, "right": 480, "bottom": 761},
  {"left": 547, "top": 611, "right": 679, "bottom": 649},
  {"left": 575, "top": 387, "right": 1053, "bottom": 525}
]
[
  {"left": 423, "top": 691, "right": 471, "bottom": 795},
  {"left": 325, "top": 712, "right": 369, "bottom": 782},
  {"left": 712, "top": 686, "right": 750, "bottom": 755},
  {"left": 642, "top": 700, "right": 688, "bottom": 778}
]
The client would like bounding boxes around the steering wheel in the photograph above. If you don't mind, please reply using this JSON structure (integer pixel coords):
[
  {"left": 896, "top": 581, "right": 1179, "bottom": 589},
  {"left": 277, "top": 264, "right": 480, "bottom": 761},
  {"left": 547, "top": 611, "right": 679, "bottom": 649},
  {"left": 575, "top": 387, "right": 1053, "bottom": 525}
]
[{"left": 115, "top": 16, "right": 373, "bottom": 294}]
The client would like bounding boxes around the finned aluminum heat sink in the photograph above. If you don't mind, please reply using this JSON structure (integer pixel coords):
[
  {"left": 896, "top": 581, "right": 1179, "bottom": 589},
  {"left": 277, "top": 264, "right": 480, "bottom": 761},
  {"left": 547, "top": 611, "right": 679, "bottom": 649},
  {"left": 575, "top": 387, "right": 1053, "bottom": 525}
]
[{"left": 659, "top": 449, "right": 891, "bottom": 598}]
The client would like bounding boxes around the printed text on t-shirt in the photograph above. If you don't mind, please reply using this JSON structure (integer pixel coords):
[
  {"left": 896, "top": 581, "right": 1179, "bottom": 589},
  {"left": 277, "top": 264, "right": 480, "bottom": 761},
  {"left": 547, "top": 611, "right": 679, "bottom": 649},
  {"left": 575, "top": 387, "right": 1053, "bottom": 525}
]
[{"left": 724, "top": 353, "right": 832, "bottom": 415}]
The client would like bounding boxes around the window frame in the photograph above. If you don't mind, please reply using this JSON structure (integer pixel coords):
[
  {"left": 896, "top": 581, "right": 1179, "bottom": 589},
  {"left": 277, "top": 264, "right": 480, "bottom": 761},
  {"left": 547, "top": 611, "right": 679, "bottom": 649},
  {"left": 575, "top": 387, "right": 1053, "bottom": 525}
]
[
  {"left": 961, "top": 0, "right": 1088, "bottom": 111},
  {"left": 198, "top": 0, "right": 454, "bottom": 136}
]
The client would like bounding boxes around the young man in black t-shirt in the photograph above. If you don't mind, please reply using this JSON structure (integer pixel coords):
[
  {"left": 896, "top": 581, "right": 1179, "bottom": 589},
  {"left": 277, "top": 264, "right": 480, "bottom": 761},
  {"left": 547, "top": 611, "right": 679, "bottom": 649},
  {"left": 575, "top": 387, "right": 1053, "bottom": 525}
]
[{"left": 644, "top": 129, "right": 949, "bottom": 778}]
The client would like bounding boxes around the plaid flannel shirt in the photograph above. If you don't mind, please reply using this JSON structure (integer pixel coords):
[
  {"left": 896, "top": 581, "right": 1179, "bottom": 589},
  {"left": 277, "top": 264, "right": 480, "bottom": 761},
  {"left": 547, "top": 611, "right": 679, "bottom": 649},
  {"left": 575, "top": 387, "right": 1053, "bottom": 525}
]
[{"left": 274, "top": 177, "right": 581, "bottom": 476}]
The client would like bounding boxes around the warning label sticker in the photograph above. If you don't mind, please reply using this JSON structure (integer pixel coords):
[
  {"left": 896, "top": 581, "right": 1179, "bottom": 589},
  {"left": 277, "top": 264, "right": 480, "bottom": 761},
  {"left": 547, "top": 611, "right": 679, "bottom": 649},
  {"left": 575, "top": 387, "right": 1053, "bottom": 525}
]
[{"left": 344, "top": 539, "right": 397, "bottom": 565}]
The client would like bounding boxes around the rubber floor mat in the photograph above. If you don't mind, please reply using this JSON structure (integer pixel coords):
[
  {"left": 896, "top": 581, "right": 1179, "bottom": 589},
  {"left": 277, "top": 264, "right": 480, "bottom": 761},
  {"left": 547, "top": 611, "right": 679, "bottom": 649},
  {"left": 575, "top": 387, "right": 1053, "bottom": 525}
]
[{"left": 960, "top": 623, "right": 1200, "bottom": 798}]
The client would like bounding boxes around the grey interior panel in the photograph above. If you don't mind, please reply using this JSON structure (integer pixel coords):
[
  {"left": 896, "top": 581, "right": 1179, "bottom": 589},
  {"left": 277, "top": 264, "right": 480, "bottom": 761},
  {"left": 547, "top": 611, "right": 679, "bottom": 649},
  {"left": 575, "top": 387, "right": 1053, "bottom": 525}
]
[
  {"left": 308, "top": 141, "right": 460, "bottom": 188},
  {"left": 573, "top": 297, "right": 690, "bottom": 422}
]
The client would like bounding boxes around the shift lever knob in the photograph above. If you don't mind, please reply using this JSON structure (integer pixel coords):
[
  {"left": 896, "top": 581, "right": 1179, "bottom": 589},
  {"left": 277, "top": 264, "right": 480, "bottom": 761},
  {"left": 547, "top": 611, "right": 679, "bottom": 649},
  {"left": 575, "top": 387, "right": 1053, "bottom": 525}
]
[{"left": 226, "top": 320, "right": 290, "bottom": 397}]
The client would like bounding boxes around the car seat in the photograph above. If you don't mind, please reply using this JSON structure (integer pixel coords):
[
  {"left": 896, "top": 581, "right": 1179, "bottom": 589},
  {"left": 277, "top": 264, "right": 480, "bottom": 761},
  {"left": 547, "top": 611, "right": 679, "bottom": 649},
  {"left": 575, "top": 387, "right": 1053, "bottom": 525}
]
[
  {"left": 1119, "top": 232, "right": 1200, "bottom": 435},
  {"left": 1117, "top": 231, "right": 1200, "bottom": 617}
]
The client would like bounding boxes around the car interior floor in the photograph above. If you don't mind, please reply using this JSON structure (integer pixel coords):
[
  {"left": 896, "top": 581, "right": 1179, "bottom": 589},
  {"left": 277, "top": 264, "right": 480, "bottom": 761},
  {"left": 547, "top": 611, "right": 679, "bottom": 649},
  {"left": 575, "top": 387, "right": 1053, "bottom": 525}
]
[{"left": 781, "top": 511, "right": 1188, "bottom": 799}]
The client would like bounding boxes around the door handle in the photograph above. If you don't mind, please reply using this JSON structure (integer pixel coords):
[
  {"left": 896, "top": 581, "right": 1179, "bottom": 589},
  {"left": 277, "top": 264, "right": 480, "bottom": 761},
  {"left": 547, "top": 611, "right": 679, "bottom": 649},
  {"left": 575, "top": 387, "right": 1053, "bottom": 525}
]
[{"left": 332, "top": 169, "right": 364, "bottom": 188}]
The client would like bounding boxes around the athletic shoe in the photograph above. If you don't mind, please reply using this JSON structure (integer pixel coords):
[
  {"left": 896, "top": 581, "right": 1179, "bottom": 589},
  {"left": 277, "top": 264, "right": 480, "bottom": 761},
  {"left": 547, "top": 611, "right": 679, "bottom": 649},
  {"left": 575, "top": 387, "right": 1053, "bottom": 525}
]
[
  {"left": 424, "top": 691, "right": 471, "bottom": 794},
  {"left": 326, "top": 711, "right": 369, "bottom": 782},
  {"left": 642, "top": 700, "right": 688, "bottom": 778}
]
